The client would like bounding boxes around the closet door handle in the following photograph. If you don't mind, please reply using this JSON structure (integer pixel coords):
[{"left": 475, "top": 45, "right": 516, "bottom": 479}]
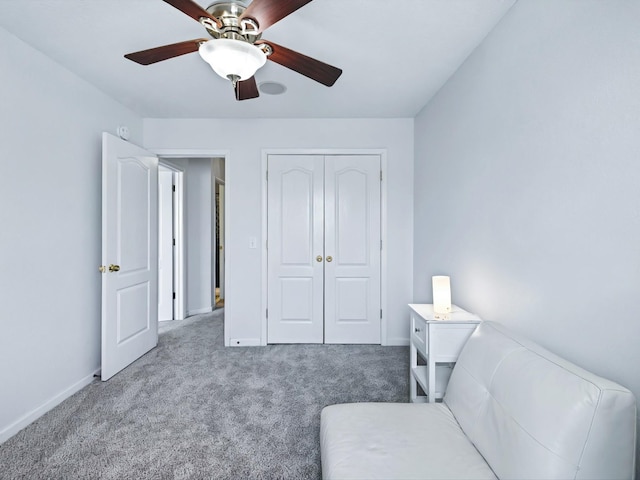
[
  {"left": 316, "top": 255, "right": 323, "bottom": 262},
  {"left": 326, "top": 256, "right": 333, "bottom": 262}
]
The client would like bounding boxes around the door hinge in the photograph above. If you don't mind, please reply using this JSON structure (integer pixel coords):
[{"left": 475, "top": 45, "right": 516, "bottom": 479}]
[
  {"left": 172, "top": 238, "right": 176, "bottom": 246},
  {"left": 266, "top": 171, "right": 268, "bottom": 181},
  {"left": 380, "top": 171, "right": 383, "bottom": 181},
  {"left": 266, "top": 308, "right": 268, "bottom": 319},
  {"left": 172, "top": 185, "right": 176, "bottom": 192},
  {"left": 380, "top": 240, "right": 382, "bottom": 250},
  {"left": 380, "top": 309, "right": 383, "bottom": 319},
  {"left": 173, "top": 292, "right": 176, "bottom": 299}
]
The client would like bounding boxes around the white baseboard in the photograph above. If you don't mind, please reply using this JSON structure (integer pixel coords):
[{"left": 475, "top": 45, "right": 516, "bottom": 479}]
[
  {"left": 187, "top": 306, "right": 213, "bottom": 316},
  {"left": 0, "top": 369, "right": 99, "bottom": 444},
  {"left": 228, "top": 338, "right": 261, "bottom": 347},
  {"left": 385, "top": 336, "right": 410, "bottom": 346}
]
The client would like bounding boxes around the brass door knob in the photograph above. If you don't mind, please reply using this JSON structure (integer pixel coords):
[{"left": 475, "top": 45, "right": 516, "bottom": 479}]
[
  {"left": 326, "top": 256, "right": 333, "bottom": 262},
  {"left": 316, "top": 255, "right": 323, "bottom": 262},
  {"left": 99, "top": 265, "right": 106, "bottom": 273},
  {"left": 109, "top": 264, "right": 121, "bottom": 272}
]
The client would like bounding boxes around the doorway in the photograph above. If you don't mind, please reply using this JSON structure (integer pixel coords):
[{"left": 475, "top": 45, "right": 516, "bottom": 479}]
[{"left": 156, "top": 155, "right": 226, "bottom": 320}]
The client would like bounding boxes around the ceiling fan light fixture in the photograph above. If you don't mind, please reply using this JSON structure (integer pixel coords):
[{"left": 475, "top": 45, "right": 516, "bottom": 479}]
[{"left": 199, "top": 39, "right": 267, "bottom": 83}]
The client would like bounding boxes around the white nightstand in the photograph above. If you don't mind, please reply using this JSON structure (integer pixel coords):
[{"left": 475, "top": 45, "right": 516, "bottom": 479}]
[{"left": 409, "top": 304, "right": 481, "bottom": 403}]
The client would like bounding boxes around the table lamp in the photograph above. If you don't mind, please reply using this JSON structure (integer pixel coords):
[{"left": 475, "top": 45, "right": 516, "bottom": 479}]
[{"left": 432, "top": 276, "right": 452, "bottom": 314}]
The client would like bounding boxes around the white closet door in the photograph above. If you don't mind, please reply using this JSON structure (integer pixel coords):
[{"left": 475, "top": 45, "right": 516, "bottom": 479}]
[
  {"left": 267, "top": 155, "right": 325, "bottom": 343},
  {"left": 324, "top": 155, "right": 381, "bottom": 344}
]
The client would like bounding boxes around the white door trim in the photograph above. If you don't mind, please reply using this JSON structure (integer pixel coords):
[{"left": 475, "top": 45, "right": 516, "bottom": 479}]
[
  {"left": 158, "top": 159, "right": 186, "bottom": 321},
  {"left": 261, "top": 149, "right": 388, "bottom": 346}
]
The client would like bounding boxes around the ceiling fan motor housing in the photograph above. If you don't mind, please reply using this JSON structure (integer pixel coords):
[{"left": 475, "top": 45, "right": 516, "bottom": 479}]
[{"left": 204, "top": 1, "right": 261, "bottom": 44}]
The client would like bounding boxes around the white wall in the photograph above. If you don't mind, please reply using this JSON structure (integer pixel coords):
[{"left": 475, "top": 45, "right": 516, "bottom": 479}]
[
  {"left": 144, "top": 118, "right": 414, "bottom": 346},
  {"left": 187, "top": 159, "right": 214, "bottom": 314},
  {"left": 413, "top": 0, "right": 640, "bottom": 468},
  {"left": 0, "top": 27, "right": 143, "bottom": 441}
]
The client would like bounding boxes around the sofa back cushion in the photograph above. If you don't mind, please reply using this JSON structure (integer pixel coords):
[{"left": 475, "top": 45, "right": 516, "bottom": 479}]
[{"left": 444, "top": 321, "right": 636, "bottom": 480}]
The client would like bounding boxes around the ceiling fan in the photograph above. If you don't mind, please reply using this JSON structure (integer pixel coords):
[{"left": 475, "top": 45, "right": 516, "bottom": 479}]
[{"left": 124, "top": 0, "right": 343, "bottom": 101}]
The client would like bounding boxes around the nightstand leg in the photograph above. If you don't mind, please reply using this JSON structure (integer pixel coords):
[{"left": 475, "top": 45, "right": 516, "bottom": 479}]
[
  {"left": 428, "top": 332, "right": 435, "bottom": 403},
  {"left": 428, "top": 362, "right": 436, "bottom": 403},
  {"left": 410, "top": 342, "right": 417, "bottom": 402}
]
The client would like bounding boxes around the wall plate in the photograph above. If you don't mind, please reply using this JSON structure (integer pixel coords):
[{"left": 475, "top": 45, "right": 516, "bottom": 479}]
[{"left": 117, "top": 125, "right": 130, "bottom": 140}]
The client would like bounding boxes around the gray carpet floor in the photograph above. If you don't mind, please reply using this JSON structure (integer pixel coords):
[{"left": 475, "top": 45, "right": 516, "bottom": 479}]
[{"left": 0, "top": 310, "right": 409, "bottom": 479}]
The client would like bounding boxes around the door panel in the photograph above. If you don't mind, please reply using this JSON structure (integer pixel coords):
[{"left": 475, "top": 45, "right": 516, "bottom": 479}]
[
  {"left": 102, "top": 132, "right": 158, "bottom": 380},
  {"left": 281, "top": 277, "right": 313, "bottom": 320},
  {"left": 118, "top": 159, "right": 152, "bottom": 271},
  {"left": 117, "top": 283, "right": 150, "bottom": 342},
  {"left": 324, "top": 155, "right": 381, "bottom": 344},
  {"left": 280, "top": 169, "right": 314, "bottom": 264},
  {"left": 335, "top": 278, "right": 369, "bottom": 320},
  {"left": 336, "top": 169, "right": 369, "bottom": 265},
  {"left": 267, "top": 155, "right": 324, "bottom": 343}
]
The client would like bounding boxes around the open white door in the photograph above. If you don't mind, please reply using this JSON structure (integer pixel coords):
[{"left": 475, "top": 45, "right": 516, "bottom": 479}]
[{"left": 101, "top": 132, "right": 159, "bottom": 381}]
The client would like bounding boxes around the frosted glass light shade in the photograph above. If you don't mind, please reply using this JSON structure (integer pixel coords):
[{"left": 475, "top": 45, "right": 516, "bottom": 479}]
[
  {"left": 432, "top": 276, "right": 451, "bottom": 314},
  {"left": 198, "top": 39, "right": 266, "bottom": 81}
]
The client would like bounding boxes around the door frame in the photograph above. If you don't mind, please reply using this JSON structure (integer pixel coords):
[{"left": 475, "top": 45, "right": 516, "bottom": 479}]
[{"left": 261, "top": 149, "right": 388, "bottom": 346}]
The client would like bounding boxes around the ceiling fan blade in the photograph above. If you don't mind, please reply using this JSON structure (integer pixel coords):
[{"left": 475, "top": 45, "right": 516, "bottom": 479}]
[
  {"left": 162, "top": 0, "right": 222, "bottom": 27},
  {"left": 235, "top": 77, "right": 260, "bottom": 101},
  {"left": 240, "top": 0, "right": 312, "bottom": 33},
  {"left": 258, "top": 40, "right": 342, "bottom": 87},
  {"left": 124, "top": 39, "right": 207, "bottom": 65}
]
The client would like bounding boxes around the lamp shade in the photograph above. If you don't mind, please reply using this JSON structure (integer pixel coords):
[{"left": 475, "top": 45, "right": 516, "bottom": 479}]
[
  {"left": 432, "top": 276, "right": 451, "bottom": 314},
  {"left": 198, "top": 39, "right": 267, "bottom": 82}
]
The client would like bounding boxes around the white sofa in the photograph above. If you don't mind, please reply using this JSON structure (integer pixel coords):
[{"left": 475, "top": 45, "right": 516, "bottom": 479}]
[{"left": 320, "top": 321, "right": 637, "bottom": 479}]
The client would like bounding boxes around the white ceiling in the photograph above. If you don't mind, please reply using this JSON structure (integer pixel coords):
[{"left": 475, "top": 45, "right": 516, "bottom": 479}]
[{"left": 0, "top": 0, "right": 516, "bottom": 118}]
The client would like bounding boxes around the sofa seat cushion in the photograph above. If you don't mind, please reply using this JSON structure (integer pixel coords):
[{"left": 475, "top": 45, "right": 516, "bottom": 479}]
[{"left": 320, "top": 402, "right": 497, "bottom": 480}]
